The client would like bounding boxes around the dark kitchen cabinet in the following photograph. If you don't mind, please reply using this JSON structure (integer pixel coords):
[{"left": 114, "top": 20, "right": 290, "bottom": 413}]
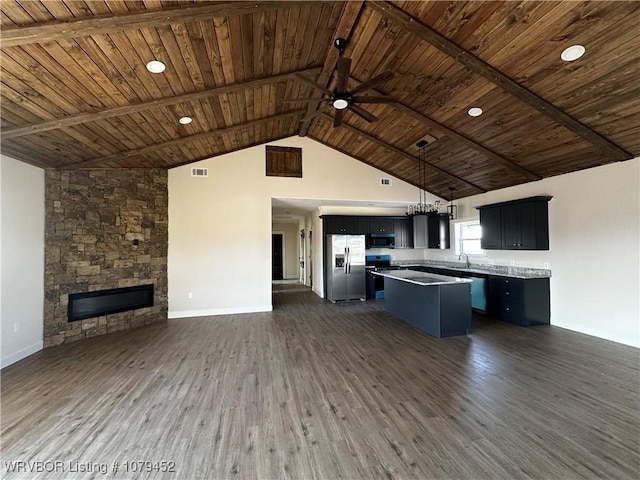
[
  {"left": 479, "top": 206, "right": 502, "bottom": 250},
  {"left": 369, "top": 217, "right": 393, "bottom": 233},
  {"left": 356, "top": 217, "right": 370, "bottom": 235},
  {"left": 323, "top": 216, "right": 358, "bottom": 234},
  {"left": 393, "top": 218, "right": 413, "bottom": 248},
  {"left": 413, "top": 214, "right": 450, "bottom": 249},
  {"left": 477, "top": 196, "right": 551, "bottom": 250},
  {"left": 487, "top": 276, "right": 550, "bottom": 326}
]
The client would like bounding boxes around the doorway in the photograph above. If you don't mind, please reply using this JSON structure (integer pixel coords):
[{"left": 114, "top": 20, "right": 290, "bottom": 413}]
[{"left": 272, "top": 233, "right": 284, "bottom": 280}]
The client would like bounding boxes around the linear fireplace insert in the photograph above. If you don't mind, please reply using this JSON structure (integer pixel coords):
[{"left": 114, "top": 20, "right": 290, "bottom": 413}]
[{"left": 68, "top": 284, "right": 154, "bottom": 322}]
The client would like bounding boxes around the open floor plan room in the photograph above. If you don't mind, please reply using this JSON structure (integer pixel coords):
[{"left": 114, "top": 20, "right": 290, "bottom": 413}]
[
  {"left": 1, "top": 1, "right": 639, "bottom": 479},
  {"left": 2, "top": 288, "right": 638, "bottom": 479}
]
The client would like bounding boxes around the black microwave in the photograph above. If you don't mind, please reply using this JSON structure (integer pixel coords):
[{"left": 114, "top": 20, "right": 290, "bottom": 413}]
[{"left": 368, "top": 233, "right": 395, "bottom": 248}]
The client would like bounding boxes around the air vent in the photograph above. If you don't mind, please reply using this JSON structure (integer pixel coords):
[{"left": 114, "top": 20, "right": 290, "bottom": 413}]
[
  {"left": 380, "top": 177, "right": 392, "bottom": 186},
  {"left": 191, "top": 167, "right": 208, "bottom": 177}
]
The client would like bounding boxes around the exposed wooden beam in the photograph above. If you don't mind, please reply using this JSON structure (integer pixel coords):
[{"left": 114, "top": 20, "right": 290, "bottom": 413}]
[
  {"left": 61, "top": 110, "right": 305, "bottom": 169},
  {"left": 392, "top": 102, "right": 541, "bottom": 181},
  {"left": 0, "top": 68, "right": 320, "bottom": 140},
  {"left": 368, "top": 1, "right": 633, "bottom": 161},
  {"left": 319, "top": 113, "right": 485, "bottom": 193},
  {"left": 299, "top": 1, "right": 365, "bottom": 137},
  {"left": 0, "top": 2, "right": 329, "bottom": 48},
  {"left": 345, "top": 72, "right": 540, "bottom": 181}
]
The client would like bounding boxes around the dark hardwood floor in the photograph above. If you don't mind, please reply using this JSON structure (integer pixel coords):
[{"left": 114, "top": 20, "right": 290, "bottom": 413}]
[{"left": 2, "top": 287, "right": 639, "bottom": 479}]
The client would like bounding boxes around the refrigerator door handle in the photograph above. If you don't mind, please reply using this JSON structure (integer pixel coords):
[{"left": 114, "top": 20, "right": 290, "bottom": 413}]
[
  {"left": 347, "top": 247, "right": 351, "bottom": 274},
  {"left": 344, "top": 247, "right": 348, "bottom": 274}
]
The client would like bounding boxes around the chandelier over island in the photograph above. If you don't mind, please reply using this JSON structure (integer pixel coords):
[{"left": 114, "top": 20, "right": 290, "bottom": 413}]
[{"left": 406, "top": 140, "right": 456, "bottom": 219}]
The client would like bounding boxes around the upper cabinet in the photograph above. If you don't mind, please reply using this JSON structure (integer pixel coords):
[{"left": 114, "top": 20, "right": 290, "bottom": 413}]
[
  {"left": 478, "top": 206, "right": 502, "bottom": 249},
  {"left": 413, "top": 214, "right": 450, "bottom": 249},
  {"left": 477, "top": 196, "right": 552, "bottom": 250},
  {"left": 369, "top": 217, "right": 394, "bottom": 233},
  {"left": 324, "top": 216, "right": 359, "bottom": 234},
  {"left": 393, "top": 218, "right": 413, "bottom": 248}
]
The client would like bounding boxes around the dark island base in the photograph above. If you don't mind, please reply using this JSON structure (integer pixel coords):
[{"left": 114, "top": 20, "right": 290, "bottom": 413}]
[{"left": 384, "top": 277, "right": 471, "bottom": 338}]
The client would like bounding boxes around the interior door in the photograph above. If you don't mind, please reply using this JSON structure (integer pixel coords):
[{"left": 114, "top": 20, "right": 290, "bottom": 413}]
[{"left": 272, "top": 233, "right": 284, "bottom": 280}]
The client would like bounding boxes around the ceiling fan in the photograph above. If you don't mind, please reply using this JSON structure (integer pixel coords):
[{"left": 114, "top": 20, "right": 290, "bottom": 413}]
[{"left": 283, "top": 38, "right": 395, "bottom": 128}]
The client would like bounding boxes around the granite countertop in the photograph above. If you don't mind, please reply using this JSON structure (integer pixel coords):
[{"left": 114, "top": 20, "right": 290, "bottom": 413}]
[
  {"left": 372, "top": 269, "right": 473, "bottom": 286},
  {"left": 390, "top": 261, "right": 551, "bottom": 279}
]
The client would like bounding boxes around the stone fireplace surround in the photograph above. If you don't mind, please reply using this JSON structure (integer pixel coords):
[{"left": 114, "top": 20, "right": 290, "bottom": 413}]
[{"left": 44, "top": 169, "right": 168, "bottom": 347}]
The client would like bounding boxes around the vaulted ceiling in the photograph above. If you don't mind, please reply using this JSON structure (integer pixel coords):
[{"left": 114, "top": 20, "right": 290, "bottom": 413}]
[{"left": 1, "top": 1, "right": 638, "bottom": 199}]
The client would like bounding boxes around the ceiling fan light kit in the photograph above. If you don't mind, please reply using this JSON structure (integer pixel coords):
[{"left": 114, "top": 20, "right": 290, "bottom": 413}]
[
  {"left": 332, "top": 97, "right": 349, "bottom": 110},
  {"left": 283, "top": 37, "right": 395, "bottom": 128}
]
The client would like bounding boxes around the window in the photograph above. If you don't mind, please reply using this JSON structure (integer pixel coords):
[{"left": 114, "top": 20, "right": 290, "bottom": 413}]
[{"left": 455, "top": 220, "right": 484, "bottom": 255}]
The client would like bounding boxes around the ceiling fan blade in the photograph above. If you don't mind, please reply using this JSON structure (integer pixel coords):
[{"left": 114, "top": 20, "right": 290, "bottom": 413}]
[
  {"left": 348, "top": 104, "right": 377, "bottom": 123},
  {"left": 352, "top": 95, "right": 395, "bottom": 104},
  {"left": 294, "top": 73, "right": 332, "bottom": 95},
  {"left": 336, "top": 56, "right": 351, "bottom": 93},
  {"left": 300, "top": 104, "right": 333, "bottom": 123},
  {"left": 350, "top": 71, "right": 394, "bottom": 95},
  {"left": 333, "top": 109, "right": 345, "bottom": 128},
  {"left": 281, "top": 97, "right": 326, "bottom": 103}
]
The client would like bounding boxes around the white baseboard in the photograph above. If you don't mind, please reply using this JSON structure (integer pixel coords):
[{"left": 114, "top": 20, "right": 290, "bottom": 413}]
[
  {"left": 312, "top": 287, "right": 324, "bottom": 298},
  {"left": 1, "top": 341, "right": 43, "bottom": 369},
  {"left": 168, "top": 304, "right": 273, "bottom": 319},
  {"left": 552, "top": 319, "right": 640, "bottom": 348}
]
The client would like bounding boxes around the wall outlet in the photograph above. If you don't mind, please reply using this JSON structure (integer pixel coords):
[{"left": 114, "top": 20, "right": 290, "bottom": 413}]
[
  {"left": 13, "top": 322, "right": 20, "bottom": 332},
  {"left": 543, "top": 262, "right": 550, "bottom": 269},
  {"left": 188, "top": 292, "right": 193, "bottom": 299},
  {"left": 510, "top": 260, "right": 516, "bottom": 266}
]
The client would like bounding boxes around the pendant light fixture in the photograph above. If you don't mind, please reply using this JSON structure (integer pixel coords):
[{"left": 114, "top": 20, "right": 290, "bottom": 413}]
[
  {"left": 447, "top": 187, "right": 458, "bottom": 220},
  {"left": 406, "top": 140, "right": 439, "bottom": 216}
]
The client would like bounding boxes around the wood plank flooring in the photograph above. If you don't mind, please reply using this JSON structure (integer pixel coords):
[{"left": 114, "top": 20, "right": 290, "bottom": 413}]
[{"left": 2, "top": 287, "right": 639, "bottom": 479}]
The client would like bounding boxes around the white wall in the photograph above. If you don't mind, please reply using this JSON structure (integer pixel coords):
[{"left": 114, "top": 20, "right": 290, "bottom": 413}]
[
  {"left": 427, "top": 158, "right": 640, "bottom": 347},
  {"left": 168, "top": 136, "right": 422, "bottom": 317},
  {"left": 1, "top": 155, "right": 45, "bottom": 368}
]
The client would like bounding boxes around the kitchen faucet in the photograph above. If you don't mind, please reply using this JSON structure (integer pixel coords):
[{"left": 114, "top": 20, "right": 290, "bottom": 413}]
[{"left": 458, "top": 253, "right": 470, "bottom": 268}]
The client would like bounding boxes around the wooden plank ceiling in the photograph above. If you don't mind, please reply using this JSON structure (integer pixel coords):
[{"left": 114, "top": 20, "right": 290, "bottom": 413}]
[{"left": 1, "top": 0, "right": 638, "bottom": 199}]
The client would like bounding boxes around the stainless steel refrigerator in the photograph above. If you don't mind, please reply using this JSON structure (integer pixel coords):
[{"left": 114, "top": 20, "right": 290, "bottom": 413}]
[{"left": 325, "top": 235, "right": 366, "bottom": 302}]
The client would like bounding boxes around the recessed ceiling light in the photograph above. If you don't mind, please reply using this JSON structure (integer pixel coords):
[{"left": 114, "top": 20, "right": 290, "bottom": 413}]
[
  {"left": 179, "top": 116, "right": 192, "bottom": 125},
  {"left": 146, "top": 60, "right": 166, "bottom": 73},
  {"left": 468, "top": 107, "right": 483, "bottom": 117},
  {"left": 561, "top": 45, "right": 585, "bottom": 62}
]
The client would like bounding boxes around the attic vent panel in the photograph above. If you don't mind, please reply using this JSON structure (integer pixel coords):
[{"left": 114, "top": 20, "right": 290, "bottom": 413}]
[
  {"left": 380, "top": 178, "right": 392, "bottom": 186},
  {"left": 191, "top": 167, "right": 208, "bottom": 177},
  {"left": 266, "top": 146, "right": 302, "bottom": 178}
]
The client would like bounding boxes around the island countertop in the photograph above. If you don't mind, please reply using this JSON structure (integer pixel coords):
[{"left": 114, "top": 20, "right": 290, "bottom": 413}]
[
  {"left": 372, "top": 269, "right": 473, "bottom": 286},
  {"left": 390, "top": 263, "right": 551, "bottom": 279}
]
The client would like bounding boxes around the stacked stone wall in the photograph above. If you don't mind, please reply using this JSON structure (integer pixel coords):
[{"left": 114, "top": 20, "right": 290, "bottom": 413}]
[{"left": 44, "top": 169, "right": 168, "bottom": 347}]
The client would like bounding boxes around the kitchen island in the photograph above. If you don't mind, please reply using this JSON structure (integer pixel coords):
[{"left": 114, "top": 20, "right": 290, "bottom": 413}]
[{"left": 372, "top": 269, "right": 473, "bottom": 338}]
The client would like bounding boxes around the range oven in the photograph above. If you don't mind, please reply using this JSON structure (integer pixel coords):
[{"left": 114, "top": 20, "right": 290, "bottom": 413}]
[{"left": 365, "top": 255, "right": 391, "bottom": 299}]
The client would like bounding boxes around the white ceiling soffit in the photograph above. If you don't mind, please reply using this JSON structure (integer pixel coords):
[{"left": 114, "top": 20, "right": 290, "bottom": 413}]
[{"left": 271, "top": 197, "right": 410, "bottom": 218}]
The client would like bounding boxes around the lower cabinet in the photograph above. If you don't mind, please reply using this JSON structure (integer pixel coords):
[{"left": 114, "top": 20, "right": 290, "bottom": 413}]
[
  {"left": 412, "top": 266, "right": 550, "bottom": 326},
  {"left": 487, "top": 276, "right": 550, "bottom": 326}
]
